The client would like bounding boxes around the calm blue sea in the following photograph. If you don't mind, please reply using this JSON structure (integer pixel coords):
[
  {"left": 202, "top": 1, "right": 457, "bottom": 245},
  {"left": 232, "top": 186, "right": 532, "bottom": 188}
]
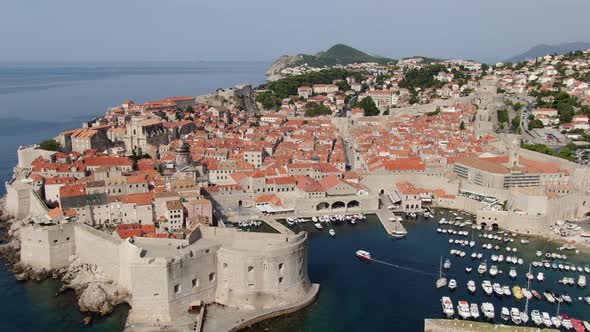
[{"left": 0, "top": 61, "right": 268, "bottom": 331}]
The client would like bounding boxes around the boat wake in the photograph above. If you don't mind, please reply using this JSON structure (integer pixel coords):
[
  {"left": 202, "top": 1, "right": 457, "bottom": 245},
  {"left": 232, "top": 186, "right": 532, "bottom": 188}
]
[{"left": 370, "top": 258, "right": 438, "bottom": 277}]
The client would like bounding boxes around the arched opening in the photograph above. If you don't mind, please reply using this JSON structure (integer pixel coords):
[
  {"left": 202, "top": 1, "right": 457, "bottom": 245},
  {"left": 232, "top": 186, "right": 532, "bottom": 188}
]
[
  {"left": 480, "top": 222, "right": 487, "bottom": 227},
  {"left": 332, "top": 201, "right": 346, "bottom": 210},
  {"left": 379, "top": 189, "right": 385, "bottom": 195},
  {"left": 584, "top": 211, "right": 590, "bottom": 217},
  {"left": 317, "top": 202, "right": 330, "bottom": 211},
  {"left": 492, "top": 223, "right": 499, "bottom": 230},
  {"left": 347, "top": 200, "right": 360, "bottom": 209},
  {"left": 238, "top": 200, "right": 242, "bottom": 207}
]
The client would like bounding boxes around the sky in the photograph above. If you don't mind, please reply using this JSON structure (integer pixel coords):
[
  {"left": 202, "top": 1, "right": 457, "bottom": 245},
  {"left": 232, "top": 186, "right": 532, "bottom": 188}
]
[{"left": 1, "top": 0, "right": 590, "bottom": 63}]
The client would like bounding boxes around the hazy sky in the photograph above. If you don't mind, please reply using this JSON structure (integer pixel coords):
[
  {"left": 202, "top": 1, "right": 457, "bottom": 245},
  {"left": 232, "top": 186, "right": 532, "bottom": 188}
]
[{"left": 2, "top": 0, "right": 589, "bottom": 63}]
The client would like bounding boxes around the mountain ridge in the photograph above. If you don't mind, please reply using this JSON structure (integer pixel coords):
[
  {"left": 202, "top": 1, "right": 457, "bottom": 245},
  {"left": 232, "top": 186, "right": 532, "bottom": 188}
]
[{"left": 504, "top": 42, "right": 590, "bottom": 63}]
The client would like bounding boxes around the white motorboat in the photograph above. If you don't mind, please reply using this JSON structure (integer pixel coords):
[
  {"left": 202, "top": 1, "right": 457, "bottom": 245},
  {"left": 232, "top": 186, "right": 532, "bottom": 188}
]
[
  {"left": 312, "top": 216, "right": 318, "bottom": 222},
  {"left": 520, "top": 310, "right": 529, "bottom": 324},
  {"left": 465, "top": 267, "right": 472, "bottom": 273},
  {"left": 355, "top": 250, "right": 371, "bottom": 261},
  {"left": 441, "top": 296, "right": 454, "bottom": 317},
  {"left": 489, "top": 265, "right": 498, "bottom": 277},
  {"left": 491, "top": 254, "right": 498, "bottom": 262},
  {"left": 477, "top": 262, "right": 487, "bottom": 274},
  {"left": 517, "top": 258, "right": 524, "bottom": 265},
  {"left": 482, "top": 280, "right": 493, "bottom": 295},
  {"left": 578, "top": 275, "right": 586, "bottom": 288},
  {"left": 502, "top": 285, "right": 511, "bottom": 296},
  {"left": 477, "top": 253, "right": 483, "bottom": 259},
  {"left": 470, "top": 252, "right": 477, "bottom": 259},
  {"left": 470, "top": 303, "right": 480, "bottom": 320},
  {"left": 511, "top": 307, "right": 522, "bottom": 325},
  {"left": 537, "top": 272, "right": 544, "bottom": 281},
  {"left": 467, "top": 280, "right": 476, "bottom": 293},
  {"left": 493, "top": 283, "right": 503, "bottom": 296},
  {"left": 443, "top": 259, "right": 451, "bottom": 269},
  {"left": 481, "top": 302, "right": 494, "bottom": 320},
  {"left": 543, "top": 292, "right": 555, "bottom": 303},
  {"left": 448, "top": 279, "right": 457, "bottom": 290},
  {"left": 509, "top": 268, "right": 517, "bottom": 279},
  {"left": 457, "top": 300, "right": 471, "bottom": 319},
  {"left": 552, "top": 316, "right": 563, "bottom": 329},
  {"left": 526, "top": 272, "right": 534, "bottom": 280},
  {"left": 497, "top": 254, "right": 504, "bottom": 262},
  {"left": 536, "top": 250, "right": 542, "bottom": 257},
  {"left": 531, "top": 310, "right": 542, "bottom": 326},
  {"left": 583, "top": 321, "right": 590, "bottom": 332},
  {"left": 542, "top": 312, "right": 552, "bottom": 327},
  {"left": 501, "top": 307, "right": 510, "bottom": 321},
  {"left": 329, "top": 229, "right": 335, "bottom": 237},
  {"left": 314, "top": 223, "right": 323, "bottom": 230}
]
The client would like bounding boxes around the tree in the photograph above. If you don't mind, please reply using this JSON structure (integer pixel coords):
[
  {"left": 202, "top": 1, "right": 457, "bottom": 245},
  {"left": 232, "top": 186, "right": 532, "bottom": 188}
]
[
  {"left": 256, "top": 91, "right": 279, "bottom": 110},
  {"left": 304, "top": 102, "right": 332, "bottom": 117},
  {"left": 353, "top": 96, "right": 380, "bottom": 116},
  {"left": 383, "top": 109, "right": 390, "bottom": 116},
  {"left": 39, "top": 139, "right": 60, "bottom": 151},
  {"left": 528, "top": 119, "right": 544, "bottom": 130},
  {"left": 556, "top": 103, "right": 575, "bottom": 123},
  {"left": 513, "top": 102, "right": 523, "bottom": 112},
  {"left": 511, "top": 115, "right": 521, "bottom": 129},
  {"left": 459, "top": 121, "right": 465, "bottom": 130}
]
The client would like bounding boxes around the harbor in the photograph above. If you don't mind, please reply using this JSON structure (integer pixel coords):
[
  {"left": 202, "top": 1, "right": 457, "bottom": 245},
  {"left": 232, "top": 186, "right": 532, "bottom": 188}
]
[{"left": 246, "top": 209, "right": 590, "bottom": 332}]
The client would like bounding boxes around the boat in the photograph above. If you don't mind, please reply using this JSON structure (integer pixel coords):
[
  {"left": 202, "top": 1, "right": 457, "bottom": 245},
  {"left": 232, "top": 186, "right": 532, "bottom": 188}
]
[
  {"left": 578, "top": 275, "right": 586, "bottom": 288},
  {"left": 355, "top": 250, "right": 371, "bottom": 261},
  {"left": 512, "top": 286, "right": 523, "bottom": 300},
  {"left": 537, "top": 272, "right": 544, "bottom": 281},
  {"left": 470, "top": 252, "right": 477, "bottom": 259},
  {"left": 501, "top": 307, "right": 510, "bottom": 321},
  {"left": 561, "top": 317, "right": 572, "bottom": 330},
  {"left": 542, "top": 312, "right": 552, "bottom": 327},
  {"left": 482, "top": 280, "right": 493, "bottom": 295},
  {"left": 509, "top": 267, "right": 517, "bottom": 279},
  {"left": 436, "top": 257, "right": 447, "bottom": 288},
  {"left": 502, "top": 285, "right": 511, "bottom": 296},
  {"left": 481, "top": 302, "right": 495, "bottom": 320},
  {"left": 390, "top": 230, "right": 408, "bottom": 239},
  {"left": 448, "top": 279, "right": 457, "bottom": 290},
  {"left": 526, "top": 272, "right": 534, "bottom": 280},
  {"left": 477, "top": 262, "right": 487, "bottom": 274},
  {"left": 536, "top": 250, "right": 542, "bottom": 257},
  {"left": 522, "top": 288, "right": 532, "bottom": 299},
  {"left": 563, "top": 294, "right": 572, "bottom": 303},
  {"left": 585, "top": 296, "right": 590, "bottom": 305},
  {"left": 511, "top": 307, "right": 522, "bottom": 325},
  {"left": 467, "top": 280, "right": 476, "bottom": 293},
  {"left": 531, "top": 310, "right": 542, "bottom": 326},
  {"left": 457, "top": 301, "right": 471, "bottom": 319},
  {"left": 553, "top": 316, "right": 563, "bottom": 329},
  {"left": 441, "top": 296, "right": 454, "bottom": 318},
  {"left": 543, "top": 291, "right": 555, "bottom": 303},
  {"left": 477, "top": 253, "right": 483, "bottom": 259},
  {"left": 314, "top": 223, "right": 323, "bottom": 230},
  {"left": 583, "top": 321, "right": 590, "bottom": 332},
  {"left": 531, "top": 290, "right": 541, "bottom": 300},
  {"left": 489, "top": 265, "right": 498, "bottom": 277},
  {"left": 465, "top": 267, "right": 472, "bottom": 273},
  {"left": 443, "top": 259, "right": 451, "bottom": 269},
  {"left": 470, "top": 303, "right": 480, "bottom": 319},
  {"left": 493, "top": 283, "right": 503, "bottom": 296},
  {"left": 491, "top": 254, "right": 498, "bottom": 262},
  {"left": 329, "top": 229, "right": 335, "bottom": 237}
]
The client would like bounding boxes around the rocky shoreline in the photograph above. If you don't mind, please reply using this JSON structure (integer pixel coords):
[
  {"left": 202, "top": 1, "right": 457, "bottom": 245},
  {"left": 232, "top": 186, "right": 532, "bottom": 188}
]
[{"left": 0, "top": 196, "right": 130, "bottom": 326}]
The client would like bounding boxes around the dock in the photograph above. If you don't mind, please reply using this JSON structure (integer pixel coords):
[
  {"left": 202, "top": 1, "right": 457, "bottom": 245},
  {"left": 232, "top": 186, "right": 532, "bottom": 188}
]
[
  {"left": 261, "top": 216, "right": 295, "bottom": 234},
  {"left": 424, "top": 319, "right": 559, "bottom": 332},
  {"left": 375, "top": 206, "right": 406, "bottom": 235}
]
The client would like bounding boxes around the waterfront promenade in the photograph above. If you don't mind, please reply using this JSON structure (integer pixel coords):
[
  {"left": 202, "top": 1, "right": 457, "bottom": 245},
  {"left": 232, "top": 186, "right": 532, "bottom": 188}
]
[{"left": 424, "top": 319, "right": 558, "bottom": 332}]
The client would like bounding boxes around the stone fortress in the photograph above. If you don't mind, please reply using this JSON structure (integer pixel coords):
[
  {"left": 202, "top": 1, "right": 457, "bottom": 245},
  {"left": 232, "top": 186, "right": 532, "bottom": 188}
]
[{"left": 20, "top": 221, "right": 318, "bottom": 329}]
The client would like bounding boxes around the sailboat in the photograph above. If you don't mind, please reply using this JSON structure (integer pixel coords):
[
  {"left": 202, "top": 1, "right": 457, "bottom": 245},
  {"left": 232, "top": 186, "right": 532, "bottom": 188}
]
[
  {"left": 521, "top": 275, "right": 531, "bottom": 324},
  {"left": 436, "top": 256, "right": 447, "bottom": 288}
]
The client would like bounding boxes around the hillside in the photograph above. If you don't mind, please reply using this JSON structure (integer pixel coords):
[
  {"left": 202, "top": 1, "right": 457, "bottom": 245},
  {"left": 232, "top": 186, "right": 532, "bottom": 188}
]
[
  {"left": 265, "top": 44, "right": 393, "bottom": 81},
  {"left": 504, "top": 42, "right": 590, "bottom": 63}
]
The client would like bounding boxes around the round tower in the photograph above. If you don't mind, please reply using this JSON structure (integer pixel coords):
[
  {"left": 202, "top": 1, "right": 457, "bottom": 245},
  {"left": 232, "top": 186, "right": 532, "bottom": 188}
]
[{"left": 175, "top": 141, "right": 190, "bottom": 168}]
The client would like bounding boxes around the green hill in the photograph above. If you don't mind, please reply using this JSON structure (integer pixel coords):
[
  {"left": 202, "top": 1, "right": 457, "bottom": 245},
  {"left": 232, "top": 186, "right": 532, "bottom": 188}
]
[{"left": 301, "top": 44, "right": 394, "bottom": 67}]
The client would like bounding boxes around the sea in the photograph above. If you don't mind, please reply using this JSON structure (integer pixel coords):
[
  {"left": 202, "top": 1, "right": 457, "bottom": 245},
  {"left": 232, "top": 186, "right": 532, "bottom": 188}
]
[{"left": 1, "top": 63, "right": 589, "bottom": 331}]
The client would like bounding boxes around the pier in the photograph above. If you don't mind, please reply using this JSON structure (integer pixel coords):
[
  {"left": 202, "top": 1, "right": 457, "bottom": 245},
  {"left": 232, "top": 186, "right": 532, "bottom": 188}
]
[
  {"left": 375, "top": 206, "right": 406, "bottom": 236},
  {"left": 261, "top": 216, "right": 295, "bottom": 234},
  {"left": 424, "top": 319, "right": 559, "bottom": 332}
]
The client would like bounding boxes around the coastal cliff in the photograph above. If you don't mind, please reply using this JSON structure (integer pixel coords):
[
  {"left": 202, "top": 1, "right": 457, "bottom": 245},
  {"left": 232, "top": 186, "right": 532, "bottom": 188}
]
[
  {"left": 0, "top": 197, "right": 129, "bottom": 323},
  {"left": 265, "top": 55, "right": 304, "bottom": 81}
]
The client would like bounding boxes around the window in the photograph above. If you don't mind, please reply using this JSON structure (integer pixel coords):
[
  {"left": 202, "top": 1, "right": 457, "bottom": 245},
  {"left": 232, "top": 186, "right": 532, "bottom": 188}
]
[
  {"left": 192, "top": 278, "right": 199, "bottom": 288},
  {"left": 209, "top": 273, "right": 216, "bottom": 282},
  {"left": 279, "top": 277, "right": 283, "bottom": 284},
  {"left": 279, "top": 263, "right": 284, "bottom": 272},
  {"left": 174, "top": 284, "right": 181, "bottom": 294},
  {"left": 223, "top": 263, "right": 228, "bottom": 268},
  {"left": 248, "top": 266, "right": 254, "bottom": 272},
  {"left": 53, "top": 239, "right": 58, "bottom": 243},
  {"left": 66, "top": 237, "right": 70, "bottom": 241}
]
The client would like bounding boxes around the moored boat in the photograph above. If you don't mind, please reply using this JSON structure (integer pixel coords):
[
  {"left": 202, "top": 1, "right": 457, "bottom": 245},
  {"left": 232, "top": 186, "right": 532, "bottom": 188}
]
[
  {"left": 329, "top": 229, "right": 335, "bottom": 237},
  {"left": 481, "top": 302, "right": 494, "bottom": 320},
  {"left": 355, "top": 250, "right": 371, "bottom": 261},
  {"left": 457, "top": 300, "right": 471, "bottom": 319},
  {"left": 441, "top": 296, "right": 454, "bottom": 318}
]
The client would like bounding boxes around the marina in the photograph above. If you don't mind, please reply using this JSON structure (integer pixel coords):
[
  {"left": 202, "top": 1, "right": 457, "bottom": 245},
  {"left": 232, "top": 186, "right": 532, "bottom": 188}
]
[{"left": 247, "top": 209, "right": 590, "bottom": 331}]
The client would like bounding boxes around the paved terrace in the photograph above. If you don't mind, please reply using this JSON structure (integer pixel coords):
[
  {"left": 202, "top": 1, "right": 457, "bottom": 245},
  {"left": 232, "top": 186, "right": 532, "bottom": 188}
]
[
  {"left": 375, "top": 206, "right": 406, "bottom": 235},
  {"left": 424, "top": 319, "right": 558, "bottom": 332}
]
